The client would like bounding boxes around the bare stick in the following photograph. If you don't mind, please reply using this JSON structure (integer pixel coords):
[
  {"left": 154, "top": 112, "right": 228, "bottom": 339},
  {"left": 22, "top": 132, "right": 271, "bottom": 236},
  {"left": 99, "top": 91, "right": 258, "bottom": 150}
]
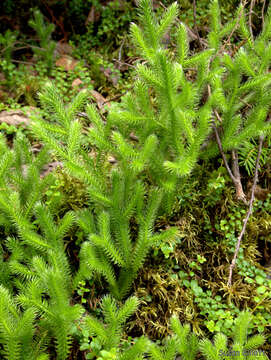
[
  {"left": 113, "top": 59, "right": 136, "bottom": 69},
  {"left": 262, "top": 0, "right": 266, "bottom": 28},
  {"left": 11, "top": 59, "right": 35, "bottom": 65},
  {"left": 207, "top": 86, "right": 233, "bottom": 180},
  {"left": 249, "top": 0, "right": 256, "bottom": 41},
  {"left": 207, "top": 85, "right": 247, "bottom": 203},
  {"left": 219, "top": 2, "right": 244, "bottom": 56},
  {"left": 227, "top": 135, "right": 264, "bottom": 286},
  {"left": 231, "top": 150, "right": 247, "bottom": 203},
  {"left": 117, "top": 38, "right": 125, "bottom": 70},
  {"left": 212, "top": 124, "right": 235, "bottom": 183}
]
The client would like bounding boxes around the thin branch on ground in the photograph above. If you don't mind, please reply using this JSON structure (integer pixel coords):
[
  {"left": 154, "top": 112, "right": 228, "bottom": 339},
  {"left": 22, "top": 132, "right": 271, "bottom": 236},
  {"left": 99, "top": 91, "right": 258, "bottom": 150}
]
[
  {"left": 11, "top": 59, "right": 35, "bottom": 65},
  {"left": 227, "top": 135, "right": 264, "bottom": 286},
  {"left": 113, "top": 59, "right": 136, "bottom": 68}
]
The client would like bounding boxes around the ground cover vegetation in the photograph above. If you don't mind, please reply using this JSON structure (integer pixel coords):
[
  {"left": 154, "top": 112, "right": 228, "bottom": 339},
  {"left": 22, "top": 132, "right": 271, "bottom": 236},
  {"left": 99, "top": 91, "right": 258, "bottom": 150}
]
[{"left": 0, "top": 0, "right": 271, "bottom": 359}]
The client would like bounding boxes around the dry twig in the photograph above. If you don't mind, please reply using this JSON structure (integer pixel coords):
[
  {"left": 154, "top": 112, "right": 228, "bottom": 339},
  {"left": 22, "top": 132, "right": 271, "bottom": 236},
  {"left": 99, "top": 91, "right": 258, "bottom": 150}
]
[
  {"left": 249, "top": 0, "right": 256, "bottom": 40},
  {"left": 207, "top": 85, "right": 247, "bottom": 204},
  {"left": 262, "top": 0, "right": 267, "bottom": 28},
  {"left": 219, "top": 2, "right": 245, "bottom": 56},
  {"left": 117, "top": 38, "right": 126, "bottom": 70},
  {"left": 227, "top": 135, "right": 264, "bottom": 286}
]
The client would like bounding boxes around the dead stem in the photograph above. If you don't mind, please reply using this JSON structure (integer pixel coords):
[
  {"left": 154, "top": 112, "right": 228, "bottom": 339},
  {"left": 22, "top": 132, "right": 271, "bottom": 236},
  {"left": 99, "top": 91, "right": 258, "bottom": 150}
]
[{"left": 227, "top": 135, "right": 264, "bottom": 286}]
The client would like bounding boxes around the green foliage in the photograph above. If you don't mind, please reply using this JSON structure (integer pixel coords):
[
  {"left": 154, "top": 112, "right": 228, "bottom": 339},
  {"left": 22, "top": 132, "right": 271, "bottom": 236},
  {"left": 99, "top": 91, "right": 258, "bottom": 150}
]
[
  {"left": 239, "top": 137, "right": 271, "bottom": 175},
  {"left": 176, "top": 268, "right": 240, "bottom": 335},
  {"left": 1, "top": 1, "right": 271, "bottom": 358},
  {"left": 96, "top": 1, "right": 133, "bottom": 47},
  {"left": 178, "top": 0, "right": 210, "bottom": 28},
  {"left": 110, "top": 0, "right": 271, "bottom": 211},
  {"left": 75, "top": 295, "right": 150, "bottom": 359},
  {"left": 0, "top": 29, "right": 18, "bottom": 63},
  {"left": 85, "top": 51, "right": 123, "bottom": 88},
  {"left": 199, "top": 311, "right": 269, "bottom": 359},
  {"left": 29, "top": 0, "right": 271, "bottom": 309},
  {"left": 67, "top": 0, "right": 92, "bottom": 31},
  {"left": 0, "top": 285, "right": 49, "bottom": 360},
  {"left": 169, "top": 316, "right": 199, "bottom": 360},
  {"left": 205, "top": 1, "right": 271, "bottom": 156},
  {"left": 0, "top": 132, "right": 84, "bottom": 359},
  {"left": 16, "top": 251, "right": 84, "bottom": 360},
  {"left": 0, "top": 121, "right": 18, "bottom": 135},
  {"left": 0, "top": 29, "right": 17, "bottom": 84},
  {"left": 152, "top": 227, "right": 182, "bottom": 258},
  {"left": 0, "top": 132, "right": 53, "bottom": 232},
  {"left": 108, "top": 0, "right": 216, "bottom": 214},
  {"left": 28, "top": 9, "right": 56, "bottom": 74},
  {"left": 49, "top": 62, "right": 93, "bottom": 102},
  {"left": 201, "top": 189, "right": 271, "bottom": 334},
  {"left": 146, "top": 312, "right": 269, "bottom": 360},
  {"left": 79, "top": 295, "right": 141, "bottom": 358},
  {"left": 142, "top": 160, "right": 271, "bottom": 339},
  {"left": 76, "top": 188, "right": 179, "bottom": 299},
  {"left": 0, "top": 201, "right": 84, "bottom": 359},
  {"left": 75, "top": 0, "right": 135, "bottom": 52},
  {"left": 203, "top": 168, "right": 227, "bottom": 207},
  {"left": 30, "top": 77, "right": 180, "bottom": 299}
]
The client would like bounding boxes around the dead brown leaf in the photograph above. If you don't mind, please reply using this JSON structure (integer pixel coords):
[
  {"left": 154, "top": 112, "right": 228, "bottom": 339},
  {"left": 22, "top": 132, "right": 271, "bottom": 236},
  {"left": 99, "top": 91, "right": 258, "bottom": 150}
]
[
  {"left": 72, "top": 78, "right": 83, "bottom": 88},
  {"left": 0, "top": 107, "right": 41, "bottom": 127},
  {"left": 90, "top": 90, "right": 111, "bottom": 109},
  {"left": 55, "top": 55, "right": 79, "bottom": 71}
]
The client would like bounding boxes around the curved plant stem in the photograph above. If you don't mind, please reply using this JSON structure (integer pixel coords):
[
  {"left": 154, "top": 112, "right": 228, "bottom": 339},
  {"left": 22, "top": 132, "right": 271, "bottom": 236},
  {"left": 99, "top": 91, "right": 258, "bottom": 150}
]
[
  {"left": 249, "top": 0, "right": 256, "bottom": 41},
  {"left": 207, "top": 85, "right": 248, "bottom": 204},
  {"left": 227, "top": 135, "right": 264, "bottom": 287}
]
